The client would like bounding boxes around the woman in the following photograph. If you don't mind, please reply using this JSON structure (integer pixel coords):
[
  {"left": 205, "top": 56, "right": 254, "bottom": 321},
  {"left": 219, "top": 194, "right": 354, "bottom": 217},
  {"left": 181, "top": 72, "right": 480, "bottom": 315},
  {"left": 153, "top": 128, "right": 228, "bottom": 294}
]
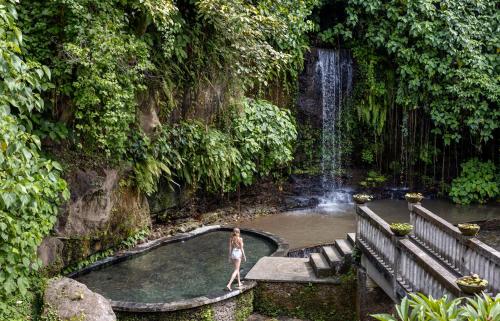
[{"left": 225, "top": 228, "right": 246, "bottom": 291}]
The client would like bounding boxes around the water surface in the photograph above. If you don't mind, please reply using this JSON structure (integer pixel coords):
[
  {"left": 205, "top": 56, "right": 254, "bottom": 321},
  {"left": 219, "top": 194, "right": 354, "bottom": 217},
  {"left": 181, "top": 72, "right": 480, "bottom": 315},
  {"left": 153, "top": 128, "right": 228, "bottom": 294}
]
[
  {"left": 237, "top": 199, "right": 500, "bottom": 250},
  {"left": 75, "top": 231, "right": 275, "bottom": 303}
]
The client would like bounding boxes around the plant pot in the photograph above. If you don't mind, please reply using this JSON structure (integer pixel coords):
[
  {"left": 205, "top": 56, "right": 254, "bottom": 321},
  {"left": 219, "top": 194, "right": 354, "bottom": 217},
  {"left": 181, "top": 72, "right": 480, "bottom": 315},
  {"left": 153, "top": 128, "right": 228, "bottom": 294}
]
[
  {"left": 405, "top": 193, "right": 423, "bottom": 203},
  {"left": 353, "top": 194, "right": 372, "bottom": 204},
  {"left": 457, "top": 276, "right": 488, "bottom": 294},
  {"left": 390, "top": 223, "right": 413, "bottom": 236},
  {"left": 458, "top": 224, "right": 480, "bottom": 237}
]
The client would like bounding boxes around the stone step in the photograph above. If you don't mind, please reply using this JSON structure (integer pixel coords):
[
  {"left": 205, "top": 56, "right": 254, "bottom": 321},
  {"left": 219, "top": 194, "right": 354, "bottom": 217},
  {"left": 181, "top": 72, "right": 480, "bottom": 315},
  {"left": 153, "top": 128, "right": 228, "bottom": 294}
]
[
  {"left": 309, "top": 253, "right": 331, "bottom": 278},
  {"left": 335, "top": 239, "right": 353, "bottom": 258},
  {"left": 321, "top": 246, "right": 343, "bottom": 273},
  {"left": 347, "top": 233, "right": 356, "bottom": 246}
]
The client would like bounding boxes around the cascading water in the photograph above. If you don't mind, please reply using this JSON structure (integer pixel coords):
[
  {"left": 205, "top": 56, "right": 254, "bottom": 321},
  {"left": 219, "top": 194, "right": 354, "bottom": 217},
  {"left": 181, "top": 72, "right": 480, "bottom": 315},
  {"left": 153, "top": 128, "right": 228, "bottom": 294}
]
[{"left": 316, "top": 49, "right": 353, "bottom": 205}]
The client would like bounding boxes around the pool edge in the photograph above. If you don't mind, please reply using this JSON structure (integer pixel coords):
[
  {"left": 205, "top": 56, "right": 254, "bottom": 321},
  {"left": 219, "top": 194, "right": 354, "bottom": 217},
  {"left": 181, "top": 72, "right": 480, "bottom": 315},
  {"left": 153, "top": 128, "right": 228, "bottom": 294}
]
[{"left": 67, "top": 225, "right": 288, "bottom": 313}]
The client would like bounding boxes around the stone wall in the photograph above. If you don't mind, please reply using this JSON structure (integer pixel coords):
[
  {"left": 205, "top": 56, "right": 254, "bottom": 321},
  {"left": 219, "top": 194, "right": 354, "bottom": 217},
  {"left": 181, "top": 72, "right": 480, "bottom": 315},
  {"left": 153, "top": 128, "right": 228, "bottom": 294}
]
[
  {"left": 116, "top": 289, "right": 253, "bottom": 321},
  {"left": 253, "top": 274, "right": 357, "bottom": 321}
]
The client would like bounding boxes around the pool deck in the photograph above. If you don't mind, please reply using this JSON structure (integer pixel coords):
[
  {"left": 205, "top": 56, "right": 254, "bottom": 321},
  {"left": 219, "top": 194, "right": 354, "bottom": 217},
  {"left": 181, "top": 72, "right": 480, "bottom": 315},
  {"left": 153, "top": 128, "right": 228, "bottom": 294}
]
[{"left": 245, "top": 257, "right": 340, "bottom": 284}]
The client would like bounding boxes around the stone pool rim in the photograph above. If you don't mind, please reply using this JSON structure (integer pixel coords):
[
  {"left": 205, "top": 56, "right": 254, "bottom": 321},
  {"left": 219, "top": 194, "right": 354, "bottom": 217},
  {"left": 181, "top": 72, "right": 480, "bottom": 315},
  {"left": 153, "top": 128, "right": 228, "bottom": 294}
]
[{"left": 68, "top": 225, "right": 288, "bottom": 312}]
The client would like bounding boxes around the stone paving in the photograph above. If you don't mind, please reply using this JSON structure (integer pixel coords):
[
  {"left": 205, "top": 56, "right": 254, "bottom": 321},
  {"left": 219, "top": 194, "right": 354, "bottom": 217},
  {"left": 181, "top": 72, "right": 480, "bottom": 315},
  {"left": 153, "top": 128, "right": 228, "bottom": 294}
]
[{"left": 245, "top": 257, "right": 340, "bottom": 283}]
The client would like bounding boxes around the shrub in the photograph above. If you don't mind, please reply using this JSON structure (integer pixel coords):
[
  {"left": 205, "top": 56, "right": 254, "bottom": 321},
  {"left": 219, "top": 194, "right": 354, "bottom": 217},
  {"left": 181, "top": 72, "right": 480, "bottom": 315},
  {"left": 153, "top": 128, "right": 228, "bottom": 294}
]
[
  {"left": 449, "top": 159, "right": 499, "bottom": 205},
  {"left": 171, "top": 121, "right": 242, "bottom": 193},
  {"left": 372, "top": 293, "right": 499, "bottom": 321},
  {"left": 359, "top": 170, "right": 387, "bottom": 188},
  {"left": 232, "top": 98, "right": 297, "bottom": 184}
]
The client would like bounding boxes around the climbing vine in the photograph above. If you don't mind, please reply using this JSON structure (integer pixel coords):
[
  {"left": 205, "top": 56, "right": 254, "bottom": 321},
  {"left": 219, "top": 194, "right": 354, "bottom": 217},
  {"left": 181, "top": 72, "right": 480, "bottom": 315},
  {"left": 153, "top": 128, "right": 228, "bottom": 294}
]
[
  {"left": 0, "top": 0, "right": 69, "bottom": 314},
  {"left": 315, "top": 0, "right": 499, "bottom": 190}
]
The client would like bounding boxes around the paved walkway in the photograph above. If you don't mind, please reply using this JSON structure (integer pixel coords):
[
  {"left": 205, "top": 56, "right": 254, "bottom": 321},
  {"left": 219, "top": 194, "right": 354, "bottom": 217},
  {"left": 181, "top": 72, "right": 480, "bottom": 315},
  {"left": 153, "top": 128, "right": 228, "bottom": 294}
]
[{"left": 245, "top": 257, "right": 339, "bottom": 283}]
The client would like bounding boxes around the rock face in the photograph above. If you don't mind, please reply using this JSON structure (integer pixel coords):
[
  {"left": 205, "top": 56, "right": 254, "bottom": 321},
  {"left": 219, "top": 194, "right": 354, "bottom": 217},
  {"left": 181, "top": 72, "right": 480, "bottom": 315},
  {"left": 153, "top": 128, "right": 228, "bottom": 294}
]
[
  {"left": 38, "top": 168, "right": 151, "bottom": 269},
  {"left": 297, "top": 48, "right": 322, "bottom": 127},
  {"left": 44, "top": 277, "right": 116, "bottom": 321},
  {"left": 37, "top": 237, "right": 64, "bottom": 268},
  {"left": 56, "top": 169, "right": 121, "bottom": 236}
]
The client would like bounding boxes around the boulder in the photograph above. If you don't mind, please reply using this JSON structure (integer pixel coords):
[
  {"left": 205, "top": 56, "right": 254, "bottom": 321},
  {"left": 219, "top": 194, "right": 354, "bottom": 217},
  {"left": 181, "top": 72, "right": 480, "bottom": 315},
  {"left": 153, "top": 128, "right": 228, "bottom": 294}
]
[
  {"left": 44, "top": 277, "right": 116, "bottom": 321},
  {"left": 174, "top": 219, "right": 202, "bottom": 233}
]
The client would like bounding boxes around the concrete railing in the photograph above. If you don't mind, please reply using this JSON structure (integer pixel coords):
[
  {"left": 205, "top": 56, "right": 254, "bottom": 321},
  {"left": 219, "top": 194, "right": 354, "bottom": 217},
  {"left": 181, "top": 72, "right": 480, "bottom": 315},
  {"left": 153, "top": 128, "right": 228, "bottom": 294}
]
[
  {"left": 397, "top": 238, "right": 461, "bottom": 298},
  {"left": 357, "top": 206, "right": 396, "bottom": 268},
  {"left": 410, "top": 204, "right": 500, "bottom": 294},
  {"left": 357, "top": 205, "right": 463, "bottom": 299}
]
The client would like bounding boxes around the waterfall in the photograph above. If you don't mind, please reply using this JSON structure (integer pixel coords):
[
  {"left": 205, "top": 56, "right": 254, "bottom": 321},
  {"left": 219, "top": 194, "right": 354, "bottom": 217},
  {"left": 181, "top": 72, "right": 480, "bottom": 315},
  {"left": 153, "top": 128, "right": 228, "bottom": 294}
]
[{"left": 316, "top": 49, "right": 353, "bottom": 204}]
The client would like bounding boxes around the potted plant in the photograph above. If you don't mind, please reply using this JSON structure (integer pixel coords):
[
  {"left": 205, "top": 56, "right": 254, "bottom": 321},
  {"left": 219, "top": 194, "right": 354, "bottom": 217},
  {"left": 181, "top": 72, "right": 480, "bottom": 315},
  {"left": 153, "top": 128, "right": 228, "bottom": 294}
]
[
  {"left": 456, "top": 274, "right": 488, "bottom": 294},
  {"left": 457, "top": 223, "right": 480, "bottom": 237},
  {"left": 353, "top": 194, "right": 373, "bottom": 204},
  {"left": 405, "top": 192, "right": 423, "bottom": 203},
  {"left": 390, "top": 223, "right": 413, "bottom": 236}
]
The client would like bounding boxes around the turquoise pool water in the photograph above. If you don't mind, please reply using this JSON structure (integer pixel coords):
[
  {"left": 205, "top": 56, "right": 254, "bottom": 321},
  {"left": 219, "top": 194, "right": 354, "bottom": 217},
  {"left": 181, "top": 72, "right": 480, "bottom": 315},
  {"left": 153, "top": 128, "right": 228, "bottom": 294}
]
[{"left": 75, "top": 230, "right": 276, "bottom": 303}]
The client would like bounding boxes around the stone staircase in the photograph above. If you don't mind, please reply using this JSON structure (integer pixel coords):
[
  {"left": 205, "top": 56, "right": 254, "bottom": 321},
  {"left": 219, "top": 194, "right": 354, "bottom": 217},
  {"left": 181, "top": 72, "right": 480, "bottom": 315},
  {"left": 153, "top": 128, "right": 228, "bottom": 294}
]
[{"left": 309, "top": 233, "right": 355, "bottom": 278}]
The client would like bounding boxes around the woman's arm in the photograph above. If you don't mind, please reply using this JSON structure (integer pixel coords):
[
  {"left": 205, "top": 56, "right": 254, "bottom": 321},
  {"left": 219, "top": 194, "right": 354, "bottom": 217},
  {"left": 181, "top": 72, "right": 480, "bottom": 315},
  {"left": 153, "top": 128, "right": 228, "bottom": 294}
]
[{"left": 240, "top": 238, "right": 246, "bottom": 262}]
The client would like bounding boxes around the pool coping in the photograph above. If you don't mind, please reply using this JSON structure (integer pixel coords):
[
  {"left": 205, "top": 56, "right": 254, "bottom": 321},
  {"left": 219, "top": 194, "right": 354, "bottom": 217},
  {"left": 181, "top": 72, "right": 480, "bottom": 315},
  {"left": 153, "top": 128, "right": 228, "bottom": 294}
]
[{"left": 68, "top": 225, "right": 289, "bottom": 312}]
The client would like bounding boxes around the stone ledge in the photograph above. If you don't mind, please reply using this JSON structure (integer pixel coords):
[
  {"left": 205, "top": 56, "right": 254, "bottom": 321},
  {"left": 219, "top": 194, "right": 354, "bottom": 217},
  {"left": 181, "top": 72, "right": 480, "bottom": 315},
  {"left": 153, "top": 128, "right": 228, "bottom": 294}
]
[{"left": 245, "top": 257, "right": 340, "bottom": 284}]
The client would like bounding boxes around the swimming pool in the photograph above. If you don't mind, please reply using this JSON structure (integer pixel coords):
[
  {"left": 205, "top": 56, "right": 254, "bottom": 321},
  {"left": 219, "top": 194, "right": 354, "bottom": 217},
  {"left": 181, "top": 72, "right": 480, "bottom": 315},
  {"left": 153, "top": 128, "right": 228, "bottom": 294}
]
[{"left": 71, "top": 226, "right": 287, "bottom": 313}]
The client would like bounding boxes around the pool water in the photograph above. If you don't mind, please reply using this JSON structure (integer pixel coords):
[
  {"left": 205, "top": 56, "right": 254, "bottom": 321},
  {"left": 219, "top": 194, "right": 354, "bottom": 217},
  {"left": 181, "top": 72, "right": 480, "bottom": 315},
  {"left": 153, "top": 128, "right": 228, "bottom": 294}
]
[{"left": 75, "top": 231, "right": 276, "bottom": 303}]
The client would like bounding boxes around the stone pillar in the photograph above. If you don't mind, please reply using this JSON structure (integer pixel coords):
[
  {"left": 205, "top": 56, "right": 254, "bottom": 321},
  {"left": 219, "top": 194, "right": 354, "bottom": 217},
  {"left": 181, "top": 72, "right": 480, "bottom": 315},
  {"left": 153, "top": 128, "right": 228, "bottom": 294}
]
[{"left": 357, "top": 267, "right": 395, "bottom": 321}]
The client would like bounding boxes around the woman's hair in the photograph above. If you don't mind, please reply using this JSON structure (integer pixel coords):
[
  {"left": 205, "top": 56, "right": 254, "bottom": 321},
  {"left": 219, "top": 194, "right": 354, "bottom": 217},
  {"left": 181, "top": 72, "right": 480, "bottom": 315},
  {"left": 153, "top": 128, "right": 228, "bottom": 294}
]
[{"left": 231, "top": 228, "right": 241, "bottom": 245}]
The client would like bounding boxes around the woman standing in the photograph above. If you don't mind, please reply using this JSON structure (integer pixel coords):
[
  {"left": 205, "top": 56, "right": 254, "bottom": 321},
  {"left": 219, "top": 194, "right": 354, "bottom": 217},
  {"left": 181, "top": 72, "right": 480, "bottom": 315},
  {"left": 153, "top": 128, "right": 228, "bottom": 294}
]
[{"left": 225, "top": 228, "right": 246, "bottom": 291}]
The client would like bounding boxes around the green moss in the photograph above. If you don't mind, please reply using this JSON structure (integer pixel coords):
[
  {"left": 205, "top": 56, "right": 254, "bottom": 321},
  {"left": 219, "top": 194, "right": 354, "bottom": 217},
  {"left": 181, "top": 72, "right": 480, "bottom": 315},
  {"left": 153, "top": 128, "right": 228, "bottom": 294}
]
[
  {"left": 254, "top": 281, "right": 357, "bottom": 321},
  {"left": 235, "top": 290, "right": 254, "bottom": 321},
  {"left": 117, "top": 304, "right": 215, "bottom": 321}
]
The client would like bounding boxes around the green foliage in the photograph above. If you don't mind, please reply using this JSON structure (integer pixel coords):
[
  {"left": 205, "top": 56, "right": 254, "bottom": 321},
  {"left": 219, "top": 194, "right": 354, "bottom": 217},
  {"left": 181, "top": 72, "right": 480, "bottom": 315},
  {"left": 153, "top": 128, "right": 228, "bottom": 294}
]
[
  {"left": 0, "top": 1, "right": 69, "bottom": 315},
  {"left": 19, "top": 0, "right": 317, "bottom": 161},
  {"left": 449, "top": 159, "right": 499, "bottom": 205},
  {"left": 361, "top": 147, "right": 375, "bottom": 165},
  {"left": 359, "top": 170, "right": 387, "bottom": 188},
  {"left": 232, "top": 98, "right": 297, "bottom": 184},
  {"left": 372, "top": 293, "right": 500, "bottom": 321},
  {"left": 323, "top": 0, "right": 499, "bottom": 147},
  {"left": 293, "top": 122, "right": 321, "bottom": 174},
  {"left": 171, "top": 121, "right": 242, "bottom": 193},
  {"left": 131, "top": 99, "right": 297, "bottom": 195}
]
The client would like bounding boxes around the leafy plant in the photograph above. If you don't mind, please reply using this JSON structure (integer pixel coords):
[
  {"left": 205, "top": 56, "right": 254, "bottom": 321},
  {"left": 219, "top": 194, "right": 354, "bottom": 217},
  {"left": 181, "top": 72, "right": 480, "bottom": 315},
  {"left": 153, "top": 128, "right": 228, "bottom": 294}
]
[
  {"left": 372, "top": 293, "right": 500, "bottom": 321},
  {"left": 0, "top": 1, "right": 69, "bottom": 315},
  {"left": 359, "top": 170, "right": 387, "bottom": 188},
  {"left": 171, "top": 121, "right": 242, "bottom": 193},
  {"left": 232, "top": 98, "right": 297, "bottom": 184},
  {"left": 389, "top": 223, "right": 413, "bottom": 236},
  {"left": 449, "top": 159, "right": 499, "bottom": 205}
]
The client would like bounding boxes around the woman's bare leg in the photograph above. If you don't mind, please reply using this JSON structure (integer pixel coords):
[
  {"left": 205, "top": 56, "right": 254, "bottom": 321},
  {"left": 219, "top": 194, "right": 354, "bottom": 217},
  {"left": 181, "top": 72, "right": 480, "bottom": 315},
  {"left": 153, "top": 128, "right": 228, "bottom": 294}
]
[
  {"left": 236, "top": 259, "right": 242, "bottom": 287},
  {"left": 226, "top": 259, "right": 241, "bottom": 289}
]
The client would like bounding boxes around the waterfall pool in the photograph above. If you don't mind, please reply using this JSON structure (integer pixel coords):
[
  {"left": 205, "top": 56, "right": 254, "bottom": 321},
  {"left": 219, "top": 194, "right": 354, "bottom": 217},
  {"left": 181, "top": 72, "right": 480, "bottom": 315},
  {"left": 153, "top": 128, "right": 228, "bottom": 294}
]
[{"left": 73, "top": 228, "right": 283, "bottom": 307}]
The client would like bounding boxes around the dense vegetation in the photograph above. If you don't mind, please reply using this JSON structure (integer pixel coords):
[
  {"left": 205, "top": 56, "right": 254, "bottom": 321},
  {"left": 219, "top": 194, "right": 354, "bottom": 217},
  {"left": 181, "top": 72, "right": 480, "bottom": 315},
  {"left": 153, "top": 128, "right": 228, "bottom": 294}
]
[
  {"left": 0, "top": 0, "right": 498, "bottom": 318},
  {"left": 1, "top": 0, "right": 316, "bottom": 317},
  {"left": 316, "top": 0, "right": 499, "bottom": 200}
]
